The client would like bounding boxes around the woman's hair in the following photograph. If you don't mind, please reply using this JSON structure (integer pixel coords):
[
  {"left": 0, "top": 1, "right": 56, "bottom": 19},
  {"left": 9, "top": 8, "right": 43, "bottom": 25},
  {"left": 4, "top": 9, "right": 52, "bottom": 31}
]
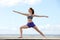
[{"left": 30, "top": 8, "right": 34, "bottom": 14}]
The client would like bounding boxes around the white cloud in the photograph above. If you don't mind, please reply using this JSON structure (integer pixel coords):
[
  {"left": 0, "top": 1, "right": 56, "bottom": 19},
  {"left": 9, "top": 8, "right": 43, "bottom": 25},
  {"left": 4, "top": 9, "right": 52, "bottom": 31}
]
[
  {"left": 24, "top": 0, "right": 42, "bottom": 5},
  {"left": 0, "top": 0, "right": 42, "bottom": 7},
  {"left": 0, "top": 0, "right": 21, "bottom": 7},
  {"left": 38, "top": 24, "right": 50, "bottom": 29},
  {"left": 40, "top": 24, "right": 60, "bottom": 30}
]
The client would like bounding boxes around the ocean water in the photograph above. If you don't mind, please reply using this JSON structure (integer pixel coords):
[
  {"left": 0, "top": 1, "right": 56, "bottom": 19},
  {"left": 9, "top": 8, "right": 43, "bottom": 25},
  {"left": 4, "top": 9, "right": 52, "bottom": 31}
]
[{"left": 0, "top": 34, "right": 60, "bottom": 37}]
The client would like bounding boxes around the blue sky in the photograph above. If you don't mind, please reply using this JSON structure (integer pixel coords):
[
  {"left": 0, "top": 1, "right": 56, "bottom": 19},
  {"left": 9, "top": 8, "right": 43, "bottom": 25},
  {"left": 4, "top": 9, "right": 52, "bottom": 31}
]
[{"left": 0, "top": 0, "right": 60, "bottom": 35}]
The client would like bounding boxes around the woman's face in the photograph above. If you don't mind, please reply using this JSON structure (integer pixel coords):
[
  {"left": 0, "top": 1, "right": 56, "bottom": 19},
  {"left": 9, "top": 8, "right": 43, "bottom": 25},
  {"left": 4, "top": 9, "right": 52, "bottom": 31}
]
[{"left": 28, "top": 9, "right": 32, "bottom": 14}]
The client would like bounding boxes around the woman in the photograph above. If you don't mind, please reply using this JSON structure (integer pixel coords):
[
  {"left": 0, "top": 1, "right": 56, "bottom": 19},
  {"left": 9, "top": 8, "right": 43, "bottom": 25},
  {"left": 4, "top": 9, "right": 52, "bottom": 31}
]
[{"left": 13, "top": 8, "right": 48, "bottom": 38}]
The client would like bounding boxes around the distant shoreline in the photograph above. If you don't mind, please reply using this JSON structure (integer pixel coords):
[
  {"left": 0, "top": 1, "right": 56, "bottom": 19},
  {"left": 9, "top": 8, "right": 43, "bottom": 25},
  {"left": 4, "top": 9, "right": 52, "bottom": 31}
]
[{"left": 0, "top": 34, "right": 60, "bottom": 36}]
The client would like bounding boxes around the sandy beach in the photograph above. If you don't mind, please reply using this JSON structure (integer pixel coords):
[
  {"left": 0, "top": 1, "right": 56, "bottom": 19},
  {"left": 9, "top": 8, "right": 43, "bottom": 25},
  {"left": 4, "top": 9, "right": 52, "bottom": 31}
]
[
  {"left": 0, "top": 36, "right": 60, "bottom": 40},
  {"left": 0, "top": 34, "right": 60, "bottom": 40}
]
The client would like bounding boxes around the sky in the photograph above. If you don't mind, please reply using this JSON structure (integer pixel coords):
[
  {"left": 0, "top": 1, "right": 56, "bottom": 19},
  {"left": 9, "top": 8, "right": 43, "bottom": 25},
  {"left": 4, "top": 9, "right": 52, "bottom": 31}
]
[{"left": 0, "top": 0, "right": 60, "bottom": 35}]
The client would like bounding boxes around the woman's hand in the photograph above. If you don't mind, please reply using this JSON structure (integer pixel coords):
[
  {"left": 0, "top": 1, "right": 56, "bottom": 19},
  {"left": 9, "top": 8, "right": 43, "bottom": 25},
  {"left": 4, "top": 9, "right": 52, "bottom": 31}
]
[
  {"left": 13, "top": 10, "right": 20, "bottom": 13},
  {"left": 45, "top": 16, "right": 48, "bottom": 18},
  {"left": 13, "top": 10, "right": 16, "bottom": 12}
]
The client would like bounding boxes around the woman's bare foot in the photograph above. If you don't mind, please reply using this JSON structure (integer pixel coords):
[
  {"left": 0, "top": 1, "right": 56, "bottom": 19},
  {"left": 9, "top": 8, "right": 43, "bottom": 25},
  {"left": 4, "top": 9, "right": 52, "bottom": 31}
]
[
  {"left": 18, "top": 36, "right": 22, "bottom": 38},
  {"left": 43, "top": 37, "right": 47, "bottom": 40}
]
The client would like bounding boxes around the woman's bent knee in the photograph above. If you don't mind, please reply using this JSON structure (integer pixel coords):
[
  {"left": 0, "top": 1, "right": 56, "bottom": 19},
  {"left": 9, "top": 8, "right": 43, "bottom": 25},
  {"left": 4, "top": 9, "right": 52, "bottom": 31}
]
[{"left": 20, "top": 26, "right": 23, "bottom": 29}]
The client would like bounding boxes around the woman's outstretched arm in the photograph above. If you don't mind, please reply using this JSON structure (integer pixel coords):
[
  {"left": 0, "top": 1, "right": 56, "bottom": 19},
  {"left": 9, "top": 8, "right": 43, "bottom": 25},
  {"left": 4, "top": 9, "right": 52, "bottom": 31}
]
[
  {"left": 33, "top": 15, "right": 48, "bottom": 18},
  {"left": 13, "top": 10, "right": 29, "bottom": 16}
]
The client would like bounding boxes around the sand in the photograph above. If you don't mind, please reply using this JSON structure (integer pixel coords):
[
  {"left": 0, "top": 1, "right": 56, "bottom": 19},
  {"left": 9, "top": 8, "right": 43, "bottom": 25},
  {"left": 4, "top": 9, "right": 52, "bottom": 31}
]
[{"left": 0, "top": 36, "right": 60, "bottom": 39}]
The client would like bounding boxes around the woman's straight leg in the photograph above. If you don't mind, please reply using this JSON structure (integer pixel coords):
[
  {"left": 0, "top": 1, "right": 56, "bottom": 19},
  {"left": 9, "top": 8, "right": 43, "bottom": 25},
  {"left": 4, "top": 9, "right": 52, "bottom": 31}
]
[{"left": 33, "top": 26, "right": 46, "bottom": 38}]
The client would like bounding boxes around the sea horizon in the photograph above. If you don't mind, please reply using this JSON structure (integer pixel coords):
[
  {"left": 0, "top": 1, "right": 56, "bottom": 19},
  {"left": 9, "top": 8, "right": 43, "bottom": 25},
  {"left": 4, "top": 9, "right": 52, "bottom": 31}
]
[{"left": 0, "top": 34, "right": 60, "bottom": 37}]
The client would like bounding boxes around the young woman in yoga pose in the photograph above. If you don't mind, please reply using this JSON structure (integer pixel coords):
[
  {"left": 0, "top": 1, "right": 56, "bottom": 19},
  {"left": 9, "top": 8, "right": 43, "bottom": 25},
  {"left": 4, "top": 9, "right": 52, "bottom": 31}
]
[{"left": 13, "top": 8, "right": 48, "bottom": 38}]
